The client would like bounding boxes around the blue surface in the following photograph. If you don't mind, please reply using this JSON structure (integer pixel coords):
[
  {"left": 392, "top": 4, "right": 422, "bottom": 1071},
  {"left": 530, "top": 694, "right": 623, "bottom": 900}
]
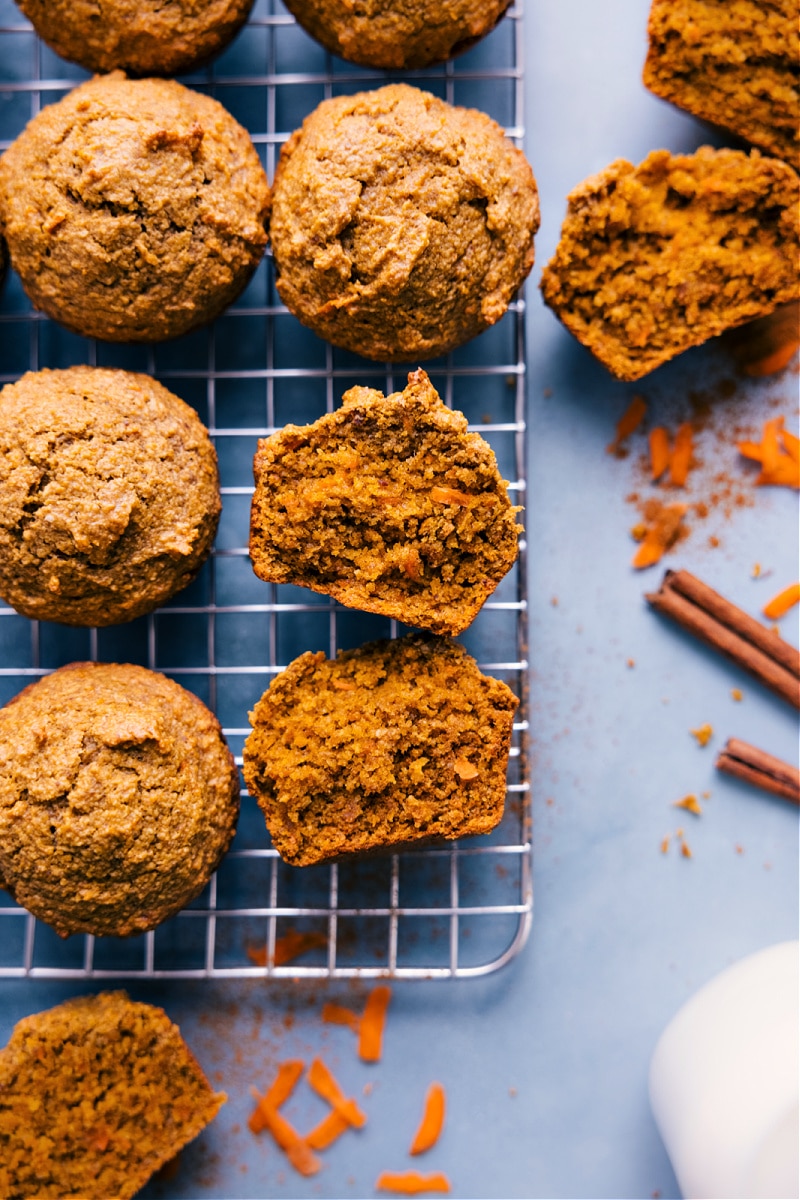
[{"left": 1, "top": 0, "right": 799, "bottom": 1197}]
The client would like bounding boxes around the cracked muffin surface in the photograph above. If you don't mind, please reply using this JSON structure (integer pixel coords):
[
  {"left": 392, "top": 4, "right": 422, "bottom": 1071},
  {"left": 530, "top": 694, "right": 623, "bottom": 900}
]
[
  {"left": 243, "top": 633, "right": 519, "bottom": 867},
  {"left": 0, "top": 991, "right": 225, "bottom": 1200},
  {"left": 0, "top": 662, "right": 240, "bottom": 938},
  {"left": 282, "top": 0, "right": 511, "bottom": 69},
  {"left": 0, "top": 72, "right": 270, "bottom": 342},
  {"left": 250, "top": 369, "right": 521, "bottom": 634},
  {"left": 16, "top": 0, "right": 256, "bottom": 77},
  {"left": 0, "top": 366, "right": 220, "bottom": 626},
  {"left": 540, "top": 147, "right": 800, "bottom": 381},
  {"left": 269, "top": 84, "right": 539, "bottom": 362}
]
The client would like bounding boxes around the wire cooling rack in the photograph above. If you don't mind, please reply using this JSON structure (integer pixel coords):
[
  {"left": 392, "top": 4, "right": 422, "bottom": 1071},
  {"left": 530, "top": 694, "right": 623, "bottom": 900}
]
[{"left": 0, "top": 0, "right": 531, "bottom": 979}]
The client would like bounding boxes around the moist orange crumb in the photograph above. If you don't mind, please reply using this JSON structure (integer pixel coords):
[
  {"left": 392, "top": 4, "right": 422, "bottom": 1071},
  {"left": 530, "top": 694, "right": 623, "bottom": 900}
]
[
  {"left": 690, "top": 723, "right": 713, "bottom": 747},
  {"left": 673, "top": 795, "right": 703, "bottom": 815},
  {"left": 731, "top": 688, "right": 744, "bottom": 701}
]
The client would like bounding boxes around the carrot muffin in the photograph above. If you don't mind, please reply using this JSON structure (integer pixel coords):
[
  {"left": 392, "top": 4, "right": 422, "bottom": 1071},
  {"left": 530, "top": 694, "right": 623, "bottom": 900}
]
[
  {"left": 539, "top": 147, "right": 800, "bottom": 381},
  {"left": 0, "top": 662, "right": 240, "bottom": 938},
  {"left": 250, "top": 369, "right": 521, "bottom": 635},
  {"left": 0, "top": 73, "right": 270, "bottom": 342},
  {"left": 16, "top": 0, "right": 256, "bottom": 77},
  {"left": 643, "top": 0, "right": 799, "bottom": 171},
  {"left": 283, "top": 0, "right": 511, "bottom": 69},
  {"left": 269, "top": 84, "right": 539, "bottom": 362},
  {"left": 243, "top": 633, "right": 519, "bottom": 867},
  {"left": 0, "top": 366, "right": 220, "bottom": 626},
  {"left": 0, "top": 991, "right": 225, "bottom": 1200}
]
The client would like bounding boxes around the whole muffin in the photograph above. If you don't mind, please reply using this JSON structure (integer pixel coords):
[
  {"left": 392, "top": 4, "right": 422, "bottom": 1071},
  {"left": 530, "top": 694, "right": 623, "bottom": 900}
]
[
  {"left": 16, "top": 0, "right": 256, "bottom": 77},
  {"left": 0, "top": 991, "right": 225, "bottom": 1200},
  {"left": 0, "top": 73, "right": 270, "bottom": 342},
  {"left": 270, "top": 84, "right": 539, "bottom": 362},
  {"left": 250, "top": 368, "right": 521, "bottom": 634},
  {"left": 0, "top": 662, "right": 240, "bottom": 938},
  {"left": 283, "top": 0, "right": 511, "bottom": 69},
  {"left": 0, "top": 366, "right": 220, "bottom": 626},
  {"left": 243, "top": 633, "right": 519, "bottom": 867}
]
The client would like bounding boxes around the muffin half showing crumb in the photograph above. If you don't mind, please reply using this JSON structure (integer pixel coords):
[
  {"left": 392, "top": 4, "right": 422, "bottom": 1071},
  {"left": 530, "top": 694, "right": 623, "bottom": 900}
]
[
  {"left": 0, "top": 72, "right": 270, "bottom": 342},
  {"left": 0, "top": 366, "right": 220, "bottom": 626},
  {"left": 269, "top": 84, "right": 539, "bottom": 361},
  {"left": 540, "top": 147, "right": 799, "bottom": 381},
  {"left": 243, "top": 633, "right": 519, "bottom": 867},
  {"left": 0, "top": 662, "right": 240, "bottom": 938},
  {"left": 643, "top": 0, "right": 799, "bottom": 171},
  {"left": 0, "top": 991, "right": 224, "bottom": 1200},
  {"left": 249, "top": 369, "right": 521, "bottom": 635}
]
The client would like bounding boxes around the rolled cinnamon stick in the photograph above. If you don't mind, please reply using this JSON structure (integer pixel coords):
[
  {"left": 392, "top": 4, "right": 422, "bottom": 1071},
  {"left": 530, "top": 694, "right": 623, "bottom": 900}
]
[
  {"left": 716, "top": 738, "right": 800, "bottom": 805},
  {"left": 646, "top": 570, "right": 800, "bottom": 709}
]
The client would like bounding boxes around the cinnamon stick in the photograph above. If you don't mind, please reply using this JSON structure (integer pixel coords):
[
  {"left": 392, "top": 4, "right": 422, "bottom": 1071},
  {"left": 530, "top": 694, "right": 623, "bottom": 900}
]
[
  {"left": 645, "top": 569, "right": 800, "bottom": 709},
  {"left": 716, "top": 738, "right": 800, "bottom": 805}
]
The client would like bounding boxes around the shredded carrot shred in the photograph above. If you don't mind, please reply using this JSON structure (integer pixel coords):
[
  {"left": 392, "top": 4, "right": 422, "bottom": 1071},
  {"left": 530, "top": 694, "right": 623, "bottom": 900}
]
[
  {"left": 376, "top": 1171, "right": 451, "bottom": 1195},
  {"left": 248, "top": 1059, "right": 305, "bottom": 1133},
  {"left": 608, "top": 394, "right": 647, "bottom": 452},
  {"left": 763, "top": 582, "right": 800, "bottom": 620},
  {"left": 410, "top": 1083, "right": 446, "bottom": 1156},
  {"left": 673, "top": 795, "right": 702, "bottom": 816},
  {"left": 453, "top": 757, "right": 479, "bottom": 781},
  {"left": 781, "top": 428, "right": 800, "bottom": 463},
  {"left": 680, "top": 841, "right": 693, "bottom": 859},
  {"left": 669, "top": 422, "right": 693, "bottom": 487},
  {"left": 307, "top": 1057, "right": 367, "bottom": 1129},
  {"left": 246, "top": 930, "right": 327, "bottom": 968},
  {"left": 359, "top": 985, "right": 392, "bottom": 1062},
  {"left": 690, "top": 724, "right": 713, "bottom": 747},
  {"left": 321, "top": 1002, "right": 361, "bottom": 1032},
  {"left": 649, "top": 426, "right": 671, "bottom": 480},
  {"left": 737, "top": 417, "right": 800, "bottom": 487},
  {"left": 429, "top": 485, "right": 476, "bottom": 507},
  {"left": 736, "top": 440, "right": 764, "bottom": 462},
  {"left": 257, "top": 1104, "right": 321, "bottom": 1177},
  {"left": 631, "top": 502, "right": 687, "bottom": 569},
  {"left": 305, "top": 1109, "right": 351, "bottom": 1151},
  {"left": 741, "top": 339, "right": 800, "bottom": 377}
]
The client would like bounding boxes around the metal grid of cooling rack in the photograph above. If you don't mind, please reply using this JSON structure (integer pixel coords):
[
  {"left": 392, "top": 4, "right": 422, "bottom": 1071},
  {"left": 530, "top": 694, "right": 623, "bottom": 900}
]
[{"left": 0, "top": 0, "right": 531, "bottom": 980}]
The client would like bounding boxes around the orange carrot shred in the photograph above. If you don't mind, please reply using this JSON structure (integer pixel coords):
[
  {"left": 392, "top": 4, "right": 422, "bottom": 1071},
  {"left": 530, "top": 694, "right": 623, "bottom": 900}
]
[
  {"left": 248, "top": 1059, "right": 305, "bottom": 1134},
  {"left": 376, "top": 1172, "right": 451, "bottom": 1195},
  {"left": 257, "top": 1105, "right": 321, "bottom": 1177},
  {"left": 649, "top": 426, "right": 671, "bottom": 480},
  {"left": 780, "top": 428, "right": 800, "bottom": 463},
  {"left": 756, "top": 456, "right": 800, "bottom": 488},
  {"left": 669, "top": 422, "right": 693, "bottom": 487},
  {"left": 359, "top": 985, "right": 392, "bottom": 1062},
  {"left": 246, "top": 930, "right": 327, "bottom": 968},
  {"left": 305, "top": 1109, "right": 351, "bottom": 1152},
  {"left": 410, "top": 1082, "right": 446, "bottom": 1156},
  {"left": 429, "top": 485, "right": 476, "bottom": 507},
  {"left": 741, "top": 339, "right": 800, "bottom": 377},
  {"left": 608, "top": 394, "right": 647, "bottom": 452},
  {"left": 632, "top": 534, "right": 668, "bottom": 570},
  {"left": 763, "top": 583, "right": 800, "bottom": 620},
  {"left": 321, "top": 1002, "right": 361, "bottom": 1032},
  {"left": 307, "top": 1057, "right": 367, "bottom": 1128},
  {"left": 737, "top": 440, "right": 765, "bottom": 462}
]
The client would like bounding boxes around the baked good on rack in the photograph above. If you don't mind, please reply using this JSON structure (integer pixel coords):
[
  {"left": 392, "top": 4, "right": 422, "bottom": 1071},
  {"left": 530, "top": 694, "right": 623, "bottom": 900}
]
[
  {"left": 283, "top": 0, "right": 511, "bottom": 69},
  {"left": 0, "top": 73, "right": 270, "bottom": 342},
  {"left": 243, "top": 633, "right": 519, "bottom": 867},
  {"left": 0, "top": 662, "right": 240, "bottom": 938},
  {"left": 15, "top": 0, "right": 255, "bottom": 77},
  {"left": 249, "top": 369, "right": 521, "bottom": 635},
  {"left": 643, "top": 0, "right": 799, "bottom": 171},
  {"left": 0, "top": 991, "right": 225, "bottom": 1200},
  {"left": 269, "top": 84, "right": 539, "bottom": 362},
  {"left": 0, "top": 366, "right": 220, "bottom": 626},
  {"left": 539, "top": 147, "right": 800, "bottom": 382}
]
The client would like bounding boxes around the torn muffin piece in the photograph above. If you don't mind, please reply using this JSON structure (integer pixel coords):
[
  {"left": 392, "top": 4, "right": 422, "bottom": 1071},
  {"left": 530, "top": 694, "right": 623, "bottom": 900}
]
[
  {"left": 243, "top": 633, "right": 519, "bottom": 867},
  {"left": 249, "top": 369, "right": 522, "bottom": 635}
]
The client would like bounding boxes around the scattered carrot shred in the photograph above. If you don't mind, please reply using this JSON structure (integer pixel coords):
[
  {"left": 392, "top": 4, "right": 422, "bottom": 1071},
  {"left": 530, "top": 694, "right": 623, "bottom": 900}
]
[
  {"left": 256, "top": 1104, "right": 321, "bottom": 1177},
  {"left": 763, "top": 582, "right": 800, "bottom": 620},
  {"left": 669, "top": 422, "right": 693, "bottom": 487},
  {"left": 359, "top": 985, "right": 392, "bottom": 1063},
  {"left": 741, "top": 339, "right": 800, "bottom": 377},
  {"left": 321, "top": 1002, "right": 361, "bottom": 1032},
  {"left": 680, "top": 841, "right": 693, "bottom": 859},
  {"left": 246, "top": 930, "right": 327, "bottom": 968},
  {"left": 410, "top": 1083, "right": 446, "bottom": 1156},
  {"left": 690, "top": 724, "right": 713, "bottom": 747},
  {"left": 781, "top": 428, "right": 800, "bottom": 463},
  {"left": 631, "top": 503, "right": 687, "bottom": 569},
  {"left": 305, "top": 1109, "right": 351, "bottom": 1152},
  {"left": 649, "top": 426, "right": 671, "bottom": 480},
  {"left": 608, "top": 394, "right": 647, "bottom": 452},
  {"left": 307, "top": 1057, "right": 367, "bottom": 1129},
  {"left": 673, "top": 795, "right": 702, "bottom": 816},
  {"left": 376, "top": 1171, "right": 451, "bottom": 1195},
  {"left": 740, "top": 416, "right": 800, "bottom": 487},
  {"left": 736, "top": 440, "right": 765, "bottom": 462},
  {"left": 248, "top": 1059, "right": 305, "bottom": 1134},
  {"left": 660, "top": 837, "right": 670, "bottom": 855}
]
